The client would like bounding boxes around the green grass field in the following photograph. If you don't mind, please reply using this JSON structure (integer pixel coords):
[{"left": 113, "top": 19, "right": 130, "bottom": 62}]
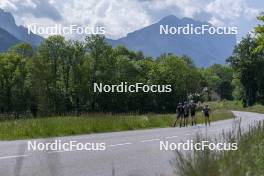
[
  {"left": 0, "top": 109, "right": 234, "bottom": 140},
  {"left": 202, "top": 100, "right": 264, "bottom": 113}
]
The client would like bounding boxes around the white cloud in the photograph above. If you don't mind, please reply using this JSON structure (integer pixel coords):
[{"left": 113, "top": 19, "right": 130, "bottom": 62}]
[
  {"left": 244, "top": 8, "right": 260, "bottom": 20},
  {"left": 206, "top": 0, "right": 260, "bottom": 26},
  {"left": 209, "top": 16, "right": 225, "bottom": 26},
  {"left": 143, "top": 0, "right": 204, "bottom": 17},
  {"left": 0, "top": 0, "right": 17, "bottom": 11},
  {"left": 0, "top": 0, "right": 62, "bottom": 21},
  {"left": 20, "top": 0, "right": 36, "bottom": 9},
  {"left": 59, "top": 0, "right": 151, "bottom": 39}
]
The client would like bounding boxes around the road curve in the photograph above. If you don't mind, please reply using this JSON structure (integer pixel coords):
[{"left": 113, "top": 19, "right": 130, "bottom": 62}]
[{"left": 0, "top": 111, "right": 264, "bottom": 176}]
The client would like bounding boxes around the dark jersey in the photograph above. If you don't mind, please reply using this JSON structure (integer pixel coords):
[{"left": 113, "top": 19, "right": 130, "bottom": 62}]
[
  {"left": 203, "top": 107, "right": 210, "bottom": 116},
  {"left": 190, "top": 103, "right": 196, "bottom": 113},
  {"left": 190, "top": 103, "right": 196, "bottom": 116},
  {"left": 177, "top": 105, "right": 184, "bottom": 115},
  {"left": 183, "top": 104, "right": 189, "bottom": 117}
]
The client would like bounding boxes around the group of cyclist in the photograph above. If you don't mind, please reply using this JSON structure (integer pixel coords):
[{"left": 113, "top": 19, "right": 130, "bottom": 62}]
[{"left": 173, "top": 101, "right": 211, "bottom": 127}]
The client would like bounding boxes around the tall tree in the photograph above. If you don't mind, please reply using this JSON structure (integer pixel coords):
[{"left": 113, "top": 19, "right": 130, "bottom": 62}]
[
  {"left": 0, "top": 53, "right": 29, "bottom": 115},
  {"left": 227, "top": 35, "right": 263, "bottom": 106}
]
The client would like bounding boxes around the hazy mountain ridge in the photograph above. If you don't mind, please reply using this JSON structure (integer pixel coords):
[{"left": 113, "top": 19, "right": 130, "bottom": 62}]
[
  {"left": 0, "top": 27, "right": 21, "bottom": 52},
  {"left": 0, "top": 9, "right": 43, "bottom": 49},
  {"left": 107, "top": 15, "right": 236, "bottom": 67}
]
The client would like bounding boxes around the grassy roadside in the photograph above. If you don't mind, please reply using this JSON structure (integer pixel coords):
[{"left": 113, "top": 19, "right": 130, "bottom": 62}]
[
  {"left": 203, "top": 100, "right": 264, "bottom": 113},
  {"left": 0, "top": 110, "right": 234, "bottom": 140},
  {"left": 173, "top": 121, "right": 264, "bottom": 176}
]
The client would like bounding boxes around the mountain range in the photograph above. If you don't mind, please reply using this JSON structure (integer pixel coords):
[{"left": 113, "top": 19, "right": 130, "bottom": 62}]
[
  {"left": 107, "top": 15, "right": 236, "bottom": 67},
  {"left": 0, "top": 8, "right": 43, "bottom": 51},
  {"left": 0, "top": 9, "right": 236, "bottom": 67},
  {"left": 0, "top": 27, "right": 20, "bottom": 52}
]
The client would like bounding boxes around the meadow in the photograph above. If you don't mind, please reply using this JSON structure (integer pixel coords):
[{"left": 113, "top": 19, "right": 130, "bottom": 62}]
[{"left": 0, "top": 109, "right": 233, "bottom": 140}]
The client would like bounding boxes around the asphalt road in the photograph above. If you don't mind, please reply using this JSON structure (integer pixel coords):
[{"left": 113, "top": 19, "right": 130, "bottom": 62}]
[{"left": 0, "top": 111, "right": 264, "bottom": 176}]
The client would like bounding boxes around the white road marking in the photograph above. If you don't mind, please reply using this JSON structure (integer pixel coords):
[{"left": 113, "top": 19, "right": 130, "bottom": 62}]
[
  {"left": 0, "top": 154, "right": 29, "bottom": 160},
  {"left": 47, "top": 150, "right": 73, "bottom": 154},
  {"left": 141, "top": 138, "right": 160, "bottom": 143},
  {"left": 0, "top": 118, "right": 244, "bottom": 160},
  {"left": 107, "top": 143, "right": 132, "bottom": 147},
  {"left": 165, "top": 136, "right": 178, "bottom": 139}
]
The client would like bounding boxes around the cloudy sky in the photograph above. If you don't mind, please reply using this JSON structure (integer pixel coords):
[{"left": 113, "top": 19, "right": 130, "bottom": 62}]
[{"left": 0, "top": 0, "right": 263, "bottom": 40}]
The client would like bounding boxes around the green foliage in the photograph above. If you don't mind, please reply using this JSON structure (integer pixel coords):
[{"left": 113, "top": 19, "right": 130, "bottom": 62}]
[
  {"left": 0, "top": 32, "right": 259, "bottom": 117},
  {"left": 227, "top": 12, "right": 264, "bottom": 106},
  {"left": 173, "top": 121, "right": 264, "bottom": 176},
  {"left": 255, "top": 12, "right": 264, "bottom": 52},
  {"left": 198, "top": 64, "right": 234, "bottom": 101},
  {"left": 0, "top": 52, "right": 30, "bottom": 115},
  {"left": 228, "top": 35, "right": 264, "bottom": 106},
  {"left": 8, "top": 42, "right": 33, "bottom": 58},
  {"left": 0, "top": 34, "right": 244, "bottom": 116}
]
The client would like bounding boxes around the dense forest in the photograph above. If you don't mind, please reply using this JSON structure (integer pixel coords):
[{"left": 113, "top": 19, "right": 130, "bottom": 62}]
[{"left": 0, "top": 13, "right": 263, "bottom": 117}]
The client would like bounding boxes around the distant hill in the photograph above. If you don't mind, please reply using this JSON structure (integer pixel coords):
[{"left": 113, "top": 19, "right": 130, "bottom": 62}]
[
  {"left": 0, "top": 9, "right": 236, "bottom": 67},
  {"left": 107, "top": 15, "right": 236, "bottom": 67},
  {"left": 0, "top": 8, "right": 43, "bottom": 52},
  {"left": 0, "top": 27, "right": 20, "bottom": 52}
]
